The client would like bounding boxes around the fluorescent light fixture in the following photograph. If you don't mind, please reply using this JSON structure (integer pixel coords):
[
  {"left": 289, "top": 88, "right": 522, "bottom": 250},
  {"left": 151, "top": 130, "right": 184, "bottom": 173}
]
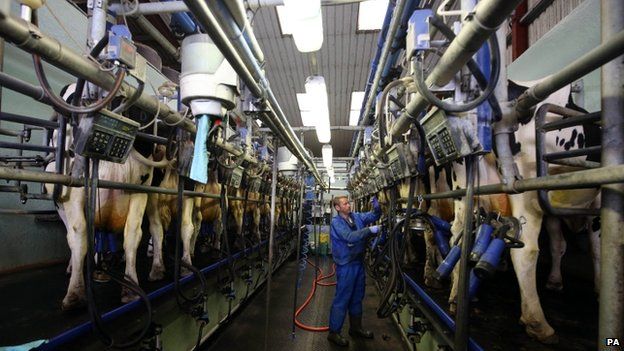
[
  {"left": 358, "top": 0, "right": 389, "bottom": 31},
  {"left": 305, "top": 75, "right": 331, "bottom": 143},
  {"left": 349, "top": 91, "right": 365, "bottom": 126},
  {"left": 275, "top": 6, "right": 293, "bottom": 35},
  {"left": 297, "top": 93, "right": 316, "bottom": 127},
  {"left": 327, "top": 166, "right": 335, "bottom": 179},
  {"left": 322, "top": 144, "right": 333, "bottom": 169},
  {"left": 283, "top": 0, "right": 323, "bottom": 52}
]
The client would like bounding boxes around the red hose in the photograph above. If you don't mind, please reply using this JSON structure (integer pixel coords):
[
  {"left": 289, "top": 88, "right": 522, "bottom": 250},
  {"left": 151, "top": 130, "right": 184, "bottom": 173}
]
[{"left": 294, "top": 259, "right": 337, "bottom": 332}]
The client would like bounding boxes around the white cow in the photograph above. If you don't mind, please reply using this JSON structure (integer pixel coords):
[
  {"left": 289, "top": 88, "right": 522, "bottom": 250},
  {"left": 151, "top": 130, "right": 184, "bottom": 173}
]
[{"left": 444, "top": 81, "right": 600, "bottom": 343}]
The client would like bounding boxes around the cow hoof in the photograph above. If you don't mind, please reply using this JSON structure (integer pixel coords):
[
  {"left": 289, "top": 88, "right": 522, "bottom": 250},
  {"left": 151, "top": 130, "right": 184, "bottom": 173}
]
[
  {"left": 546, "top": 280, "right": 563, "bottom": 291},
  {"left": 521, "top": 319, "right": 558, "bottom": 345},
  {"left": 181, "top": 266, "right": 193, "bottom": 277},
  {"left": 148, "top": 268, "right": 165, "bottom": 281},
  {"left": 448, "top": 302, "right": 457, "bottom": 316},
  {"left": 121, "top": 288, "right": 140, "bottom": 304},
  {"left": 61, "top": 294, "right": 86, "bottom": 311},
  {"left": 425, "top": 277, "right": 443, "bottom": 289}
]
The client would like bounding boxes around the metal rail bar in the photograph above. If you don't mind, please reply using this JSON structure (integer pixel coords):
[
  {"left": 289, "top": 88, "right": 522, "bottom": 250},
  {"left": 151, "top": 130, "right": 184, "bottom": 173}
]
[
  {"left": 0, "top": 167, "right": 277, "bottom": 202},
  {"left": 0, "top": 141, "right": 54, "bottom": 153},
  {"left": 543, "top": 146, "right": 601, "bottom": 162},
  {"left": 540, "top": 111, "right": 601, "bottom": 132}
]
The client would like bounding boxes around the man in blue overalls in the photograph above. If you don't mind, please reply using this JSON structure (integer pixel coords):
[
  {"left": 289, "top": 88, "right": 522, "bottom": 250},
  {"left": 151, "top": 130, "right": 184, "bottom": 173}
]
[{"left": 327, "top": 195, "right": 382, "bottom": 347}]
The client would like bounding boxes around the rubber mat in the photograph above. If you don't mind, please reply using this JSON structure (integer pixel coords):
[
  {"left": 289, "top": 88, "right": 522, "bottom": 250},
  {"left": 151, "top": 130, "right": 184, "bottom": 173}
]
[{"left": 202, "top": 256, "right": 408, "bottom": 351}]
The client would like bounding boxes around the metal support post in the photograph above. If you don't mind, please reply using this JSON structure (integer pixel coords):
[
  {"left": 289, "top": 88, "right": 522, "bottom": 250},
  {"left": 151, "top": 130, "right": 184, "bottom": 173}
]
[
  {"left": 454, "top": 155, "right": 476, "bottom": 351},
  {"left": 599, "top": 0, "right": 624, "bottom": 348},
  {"left": 264, "top": 139, "right": 279, "bottom": 351}
]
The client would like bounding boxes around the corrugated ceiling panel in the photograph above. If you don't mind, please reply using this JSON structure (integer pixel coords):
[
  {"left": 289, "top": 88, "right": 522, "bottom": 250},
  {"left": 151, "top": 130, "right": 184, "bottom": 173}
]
[{"left": 253, "top": 3, "right": 378, "bottom": 157}]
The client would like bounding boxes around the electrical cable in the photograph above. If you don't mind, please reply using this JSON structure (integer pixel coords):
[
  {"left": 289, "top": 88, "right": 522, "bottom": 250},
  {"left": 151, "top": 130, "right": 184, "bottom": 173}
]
[{"left": 413, "top": 28, "right": 501, "bottom": 114}]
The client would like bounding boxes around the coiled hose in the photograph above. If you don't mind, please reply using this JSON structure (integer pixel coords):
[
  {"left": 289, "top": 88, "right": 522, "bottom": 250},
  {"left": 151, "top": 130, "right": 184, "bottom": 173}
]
[{"left": 294, "top": 259, "right": 336, "bottom": 332}]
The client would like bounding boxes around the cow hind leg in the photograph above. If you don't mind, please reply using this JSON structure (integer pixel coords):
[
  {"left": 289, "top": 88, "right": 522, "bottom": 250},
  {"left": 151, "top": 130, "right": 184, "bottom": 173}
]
[
  {"left": 178, "top": 198, "right": 196, "bottom": 276},
  {"left": 545, "top": 217, "right": 566, "bottom": 291},
  {"left": 423, "top": 229, "right": 442, "bottom": 289},
  {"left": 510, "top": 198, "right": 558, "bottom": 344},
  {"left": 121, "top": 194, "right": 148, "bottom": 304},
  {"left": 588, "top": 216, "right": 601, "bottom": 295},
  {"left": 63, "top": 215, "right": 88, "bottom": 310},
  {"left": 146, "top": 196, "right": 165, "bottom": 281}
]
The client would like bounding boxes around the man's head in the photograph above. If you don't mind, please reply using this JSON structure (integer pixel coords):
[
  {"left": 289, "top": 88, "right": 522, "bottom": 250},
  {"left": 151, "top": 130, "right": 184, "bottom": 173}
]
[{"left": 333, "top": 196, "right": 351, "bottom": 216}]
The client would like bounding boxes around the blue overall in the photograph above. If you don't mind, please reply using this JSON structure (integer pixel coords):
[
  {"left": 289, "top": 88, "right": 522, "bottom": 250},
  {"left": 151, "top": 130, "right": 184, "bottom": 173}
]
[{"left": 328, "top": 206, "right": 381, "bottom": 333}]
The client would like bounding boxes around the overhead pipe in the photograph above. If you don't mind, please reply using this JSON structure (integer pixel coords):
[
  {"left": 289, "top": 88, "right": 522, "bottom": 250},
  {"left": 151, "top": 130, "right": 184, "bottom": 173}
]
[
  {"left": 390, "top": 0, "right": 523, "bottom": 137},
  {"left": 222, "top": 0, "right": 265, "bottom": 66},
  {"left": 349, "top": 0, "right": 402, "bottom": 158},
  {"left": 350, "top": 0, "right": 423, "bottom": 158},
  {"left": 0, "top": 11, "right": 196, "bottom": 134},
  {"left": 134, "top": 15, "right": 180, "bottom": 61},
  {"left": 598, "top": 0, "right": 624, "bottom": 347},
  {"left": 184, "top": 0, "right": 326, "bottom": 188},
  {"left": 513, "top": 29, "right": 624, "bottom": 121},
  {"left": 109, "top": 0, "right": 369, "bottom": 15}
]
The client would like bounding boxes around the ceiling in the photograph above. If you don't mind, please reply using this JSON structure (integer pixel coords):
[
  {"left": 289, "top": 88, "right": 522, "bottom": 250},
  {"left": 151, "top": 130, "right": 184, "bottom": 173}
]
[{"left": 251, "top": 3, "right": 380, "bottom": 158}]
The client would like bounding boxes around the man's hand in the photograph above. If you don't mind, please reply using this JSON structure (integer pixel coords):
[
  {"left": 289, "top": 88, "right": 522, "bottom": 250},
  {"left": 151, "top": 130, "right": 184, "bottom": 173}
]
[
  {"left": 370, "top": 225, "right": 382, "bottom": 234},
  {"left": 371, "top": 196, "right": 380, "bottom": 210}
]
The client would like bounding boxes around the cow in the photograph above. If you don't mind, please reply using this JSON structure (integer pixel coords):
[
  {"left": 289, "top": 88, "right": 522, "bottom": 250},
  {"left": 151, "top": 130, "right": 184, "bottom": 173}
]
[
  {"left": 45, "top": 85, "right": 169, "bottom": 309},
  {"left": 442, "top": 81, "right": 600, "bottom": 343}
]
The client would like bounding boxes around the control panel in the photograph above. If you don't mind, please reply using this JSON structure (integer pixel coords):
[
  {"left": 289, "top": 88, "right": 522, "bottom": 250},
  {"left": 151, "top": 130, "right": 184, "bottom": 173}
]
[
  {"left": 421, "top": 107, "right": 461, "bottom": 165},
  {"left": 228, "top": 166, "right": 244, "bottom": 188},
  {"left": 74, "top": 109, "right": 139, "bottom": 163}
]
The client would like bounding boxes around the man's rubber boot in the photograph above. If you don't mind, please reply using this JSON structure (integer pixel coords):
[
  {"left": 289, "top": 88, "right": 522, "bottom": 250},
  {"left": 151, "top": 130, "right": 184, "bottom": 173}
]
[
  {"left": 349, "top": 315, "right": 374, "bottom": 339},
  {"left": 327, "top": 331, "right": 349, "bottom": 347}
]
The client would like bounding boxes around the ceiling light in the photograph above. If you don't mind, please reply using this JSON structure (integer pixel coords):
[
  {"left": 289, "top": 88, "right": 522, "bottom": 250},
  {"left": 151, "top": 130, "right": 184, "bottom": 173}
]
[
  {"left": 349, "top": 91, "right": 365, "bottom": 126},
  {"left": 358, "top": 0, "right": 389, "bottom": 31},
  {"left": 305, "top": 75, "right": 331, "bottom": 143},
  {"left": 283, "top": 0, "right": 323, "bottom": 52},
  {"left": 296, "top": 93, "right": 316, "bottom": 127},
  {"left": 275, "top": 6, "right": 293, "bottom": 35},
  {"left": 322, "top": 144, "right": 333, "bottom": 169}
]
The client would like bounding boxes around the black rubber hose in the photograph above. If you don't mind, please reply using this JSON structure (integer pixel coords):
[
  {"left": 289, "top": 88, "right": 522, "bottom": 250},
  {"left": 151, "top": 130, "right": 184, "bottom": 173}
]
[
  {"left": 173, "top": 175, "right": 207, "bottom": 307},
  {"left": 84, "top": 159, "right": 153, "bottom": 349},
  {"left": 33, "top": 54, "right": 126, "bottom": 114},
  {"left": 414, "top": 24, "right": 501, "bottom": 114},
  {"left": 429, "top": 16, "right": 502, "bottom": 120}
]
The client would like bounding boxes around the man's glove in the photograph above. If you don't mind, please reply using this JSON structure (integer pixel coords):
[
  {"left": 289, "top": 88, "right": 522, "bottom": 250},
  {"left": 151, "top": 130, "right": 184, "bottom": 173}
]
[
  {"left": 370, "top": 225, "right": 382, "bottom": 234},
  {"left": 371, "top": 196, "right": 380, "bottom": 210}
]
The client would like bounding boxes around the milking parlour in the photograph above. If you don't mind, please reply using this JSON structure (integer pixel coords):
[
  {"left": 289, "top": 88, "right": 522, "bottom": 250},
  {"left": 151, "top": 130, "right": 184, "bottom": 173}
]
[{"left": 0, "top": 0, "right": 622, "bottom": 350}]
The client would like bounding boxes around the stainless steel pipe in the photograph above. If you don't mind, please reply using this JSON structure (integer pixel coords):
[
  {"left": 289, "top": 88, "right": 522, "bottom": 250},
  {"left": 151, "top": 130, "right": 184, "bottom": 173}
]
[
  {"left": 0, "top": 10, "right": 195, "bottom": 134},
  {"left": 350, "top": 0, "right": 407, "bottom": 158},
  {"left": 184, "top": 0, "right": 325, "bottom": 187},
  {"left": 515, "top": 29, "right": 624, "bottom": 120},
  {"left": 390, "top": 0, "right": 523, "bottom": 138},
  {"left": 598, "top": 0, "right": 624, "bottom": 347}
]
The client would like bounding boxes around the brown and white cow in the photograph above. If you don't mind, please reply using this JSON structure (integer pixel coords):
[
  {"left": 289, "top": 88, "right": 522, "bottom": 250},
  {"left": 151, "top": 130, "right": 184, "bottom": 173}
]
[{"left": 45, "top": 100, "right": 169, "bottom": 309}]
